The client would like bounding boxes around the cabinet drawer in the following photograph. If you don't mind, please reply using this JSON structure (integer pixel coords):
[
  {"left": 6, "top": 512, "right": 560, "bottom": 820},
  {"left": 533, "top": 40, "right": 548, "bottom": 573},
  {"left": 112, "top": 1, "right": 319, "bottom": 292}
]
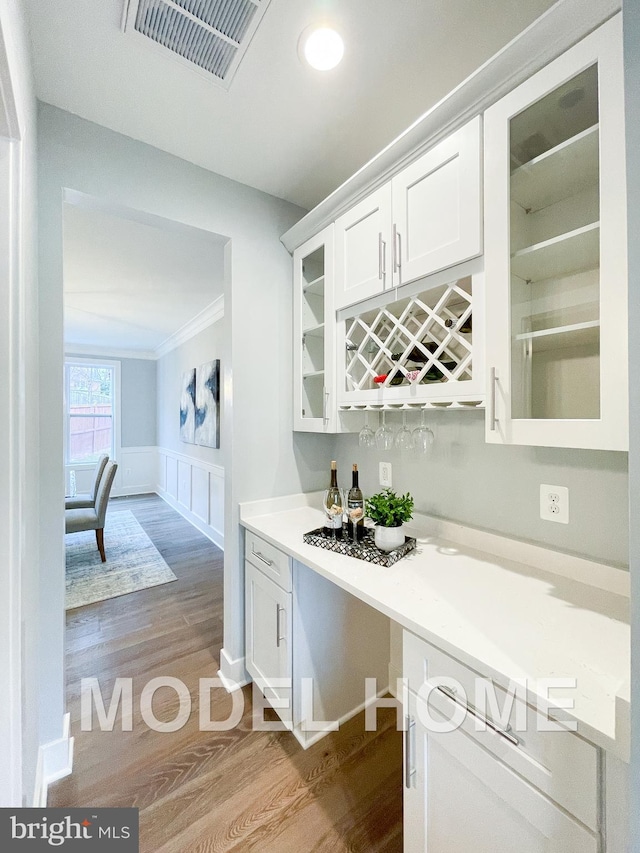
[
  {"left": 245, "top": 530, "right": 292, "bottom": 592},
  {"left": 403, "top": 630, "right": 599, "bottom": 831}
]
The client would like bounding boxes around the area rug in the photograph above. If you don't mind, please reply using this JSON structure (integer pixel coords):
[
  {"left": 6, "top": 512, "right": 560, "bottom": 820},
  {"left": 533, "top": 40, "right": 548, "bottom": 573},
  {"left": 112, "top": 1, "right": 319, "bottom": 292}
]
[{"left": 65, "top": 509, "right": 177, "bottom": 610}]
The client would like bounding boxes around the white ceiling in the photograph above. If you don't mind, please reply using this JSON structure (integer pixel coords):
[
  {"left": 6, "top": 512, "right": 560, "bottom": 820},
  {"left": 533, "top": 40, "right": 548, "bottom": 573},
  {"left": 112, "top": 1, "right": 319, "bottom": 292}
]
[
  {"left": 63, "top": 202, "right": 226, "bottom": 353},
  {"left": 25, "top": 0, "right": 557, "bottom": 210}
]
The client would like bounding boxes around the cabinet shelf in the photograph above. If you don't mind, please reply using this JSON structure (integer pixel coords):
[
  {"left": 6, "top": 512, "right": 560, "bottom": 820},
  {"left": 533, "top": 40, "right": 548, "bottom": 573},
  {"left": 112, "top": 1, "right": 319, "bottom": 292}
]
[
  {"left": 302, "top": 323, "right": 324, "bottom": 337},
  {"left": 511, "top": 125, "right": 599, "bottom": 213},
  {"left": 515, "top": 320, "right": 599, "bottom": 351},
  {"left": 511, "top": 222, "right": 600, "bottom": 283},
  {"left": 303, "top": 275, "right": 325, "bottom": 295},
  {"left": 303, "top": 370, "right": 324, "bottom": 380}
]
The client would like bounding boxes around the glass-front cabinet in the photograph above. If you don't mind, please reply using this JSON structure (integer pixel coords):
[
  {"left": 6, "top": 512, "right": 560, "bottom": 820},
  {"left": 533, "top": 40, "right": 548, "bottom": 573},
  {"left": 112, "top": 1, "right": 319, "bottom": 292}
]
[
  {"left": 293, "top": 225, "right": 337, "bottom": 432},
  {"left": 484, "top": 16, "right": 627, "bottom": 450}
]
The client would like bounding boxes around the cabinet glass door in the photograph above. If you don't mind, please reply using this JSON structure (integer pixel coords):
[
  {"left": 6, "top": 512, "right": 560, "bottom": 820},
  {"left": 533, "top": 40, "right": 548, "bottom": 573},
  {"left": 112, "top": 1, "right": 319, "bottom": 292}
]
[
  {"left": 293, "top": 225, "right": 336, "bottom": 432},
  {"left": 485, "top": 16, "right": 627, "bottom": 449},
  {"left": 509, "top": 64, "right": 600, "bottom": 421},
  {"left": 300, "top": 245, "right": 326, "bottom": 422}
]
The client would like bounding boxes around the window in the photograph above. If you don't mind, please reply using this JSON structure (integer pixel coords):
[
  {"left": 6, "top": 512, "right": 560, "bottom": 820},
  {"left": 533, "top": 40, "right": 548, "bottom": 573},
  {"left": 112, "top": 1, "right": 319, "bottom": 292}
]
[{"left": 65, "top": 360, "right": 116, "bottom": 465}]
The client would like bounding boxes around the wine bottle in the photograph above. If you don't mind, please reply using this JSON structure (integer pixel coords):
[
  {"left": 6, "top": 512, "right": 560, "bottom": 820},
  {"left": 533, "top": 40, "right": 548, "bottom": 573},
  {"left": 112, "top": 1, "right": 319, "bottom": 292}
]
[
  {"left": 347, "top": 464, "right": 365, "bottom": 543},
  {"left": 390, "top": 340, "right": 456, "bottom": 381},
  {"left": 324, "top": 460, "right": 343, "bottom": 539},
  {"left": 445, "top": 312, "right": 472, "bottom": 334},
  {"left": 373, "top": 369, "right": 420, "bottom": 386}
]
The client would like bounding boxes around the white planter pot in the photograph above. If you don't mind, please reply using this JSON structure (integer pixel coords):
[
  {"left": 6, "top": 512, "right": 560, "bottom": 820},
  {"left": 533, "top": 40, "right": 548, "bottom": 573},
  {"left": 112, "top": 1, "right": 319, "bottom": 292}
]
[{"left": 374, "top": 524, "right": 405, "bottom": 552}]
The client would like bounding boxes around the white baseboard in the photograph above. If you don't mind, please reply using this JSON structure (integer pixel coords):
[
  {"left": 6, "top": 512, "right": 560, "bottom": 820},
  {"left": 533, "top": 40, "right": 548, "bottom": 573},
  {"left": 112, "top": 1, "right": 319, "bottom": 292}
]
[
  {"left": 33, "top": 713, "right": 74, "bottom": 807},
  {"left": 111, "top": 485, "right": 155, "bottom": 498},
  {"left": 156, "top": 487, "right": 224, "bottom": 550},
  {"left": 218, "top": 647, "right": 250, "bottom": 692},
  {"left": 294, "top": 684, "right": 392, "bottom": 750}
]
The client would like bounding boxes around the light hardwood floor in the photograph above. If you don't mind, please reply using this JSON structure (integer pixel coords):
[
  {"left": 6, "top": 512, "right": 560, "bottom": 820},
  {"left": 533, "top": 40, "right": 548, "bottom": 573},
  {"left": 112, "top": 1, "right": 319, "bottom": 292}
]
[{"left": 51, "top": 494, "right": 403, "bottom": 852}]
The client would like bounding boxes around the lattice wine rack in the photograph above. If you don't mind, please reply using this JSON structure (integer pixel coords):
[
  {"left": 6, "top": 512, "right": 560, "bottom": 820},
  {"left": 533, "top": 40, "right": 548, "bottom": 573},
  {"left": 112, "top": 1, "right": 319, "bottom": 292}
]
[{"left": 339, "top": 273, "right": 485, "bottom": 408}]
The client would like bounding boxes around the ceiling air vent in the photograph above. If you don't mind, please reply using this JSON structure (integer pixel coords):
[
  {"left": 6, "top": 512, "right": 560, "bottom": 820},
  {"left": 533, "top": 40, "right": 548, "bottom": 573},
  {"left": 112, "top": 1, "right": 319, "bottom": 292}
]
[{"left": 122, "top": 0, "right": 271, "bottom": 87}]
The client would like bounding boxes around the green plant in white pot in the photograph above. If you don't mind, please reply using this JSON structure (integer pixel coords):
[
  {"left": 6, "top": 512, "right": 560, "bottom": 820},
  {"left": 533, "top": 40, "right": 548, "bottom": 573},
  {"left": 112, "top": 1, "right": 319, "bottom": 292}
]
[{"left": 366, "top": 488, "right": 414, "bottom": 552}]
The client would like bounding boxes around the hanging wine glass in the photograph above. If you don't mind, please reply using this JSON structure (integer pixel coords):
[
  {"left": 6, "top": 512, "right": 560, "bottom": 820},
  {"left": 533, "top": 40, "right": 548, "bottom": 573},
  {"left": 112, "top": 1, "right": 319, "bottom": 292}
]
[
  {"left": 413, "top": 409, "right": 435, "bottom": 455},
  {"left": 358, "top": 411, "right": 376, "bottom": 449},
  {"left": 375, "top": 410, "right": 394, "bottom": 451},
  {"left": 395, "top": 410, "right": 413, "bottom": 451}
]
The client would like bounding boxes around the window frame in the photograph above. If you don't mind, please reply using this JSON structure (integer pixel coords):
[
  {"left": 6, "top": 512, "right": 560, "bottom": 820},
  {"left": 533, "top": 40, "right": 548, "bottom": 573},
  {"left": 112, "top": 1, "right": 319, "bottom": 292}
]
[{"left": 64, "top": 356, "right": 122, "bottom": 471}]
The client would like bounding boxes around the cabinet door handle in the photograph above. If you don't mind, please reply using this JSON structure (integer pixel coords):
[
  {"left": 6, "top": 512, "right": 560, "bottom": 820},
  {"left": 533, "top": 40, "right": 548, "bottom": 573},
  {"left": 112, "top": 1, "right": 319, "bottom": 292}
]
[
  {"left": 393, "top": 224, "right": 401, "bottom": 275},
  {"left": 436, "top": 685, "right": 520, "bottom": 747},
  {"left": 251, "top": 545, "right": 273, "bottom": 567},
  {"left": 276, "top": 604, "right": 285, "bottom": 647},
  {"left": 489, "top": 367, "right": 499, "bottom": 432},
  {"left": 378, "top": 232, "right": 386, "bottom": 280},
  {"left": 404, "top": 714, "right": 416, "bottom": 788},
  {"left": 323, "top": 387, "right": 329, "bottom": 422}
]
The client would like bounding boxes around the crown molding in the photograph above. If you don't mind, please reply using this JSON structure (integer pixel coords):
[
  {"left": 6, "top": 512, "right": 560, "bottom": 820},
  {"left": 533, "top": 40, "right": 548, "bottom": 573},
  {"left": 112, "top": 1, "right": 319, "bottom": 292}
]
[
  {"left": 65, "top": 296, "right": 225, "bottom": 362},
  {"left": 64, "top": 344, "right": 157, "bottom": 360},
  {"left": 281, "top": 0, "right": 620, "bottom": 253},
  {"left": 154, "top": 295, "right": 225, "bottom": 359}
]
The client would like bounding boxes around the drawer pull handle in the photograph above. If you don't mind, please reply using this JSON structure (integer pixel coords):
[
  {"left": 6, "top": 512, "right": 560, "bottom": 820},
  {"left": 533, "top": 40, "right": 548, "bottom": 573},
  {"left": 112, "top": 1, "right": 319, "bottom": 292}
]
[
  {"left": 436, "top": 685, "right": 520, "bottom": 747},
  {"left": 404, "top": 715, "right": 416, "bottom": 788},
  {"left": 251, "top": 545, "right": 273, "bottom": 567},
  {"left": 276, "top": 604, "right": 285, "bottom": 647}
]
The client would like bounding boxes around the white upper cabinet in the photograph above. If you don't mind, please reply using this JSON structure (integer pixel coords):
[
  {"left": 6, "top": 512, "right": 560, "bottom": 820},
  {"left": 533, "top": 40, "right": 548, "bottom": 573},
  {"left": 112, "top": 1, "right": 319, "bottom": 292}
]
[
  {"left": 293, "top": 225, "right": 338, "bottom": 432},
  {"left": 484, "top": 16, "right": 628, "bottom": 450},
  {"left": 334, "top": 185, "right": 393, "bottom": 309},
  {"left": 392, "top": 116, "right": 482, "bottom": 286},
  {"left": 334, "top": 117, "right": 483, "bottom": 311}
]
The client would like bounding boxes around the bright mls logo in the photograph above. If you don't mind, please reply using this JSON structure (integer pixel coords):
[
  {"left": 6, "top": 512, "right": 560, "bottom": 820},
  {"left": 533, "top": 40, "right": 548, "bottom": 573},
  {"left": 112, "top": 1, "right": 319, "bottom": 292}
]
[{"left": 0, "top": 809, "right": 138, "bottom": 850}]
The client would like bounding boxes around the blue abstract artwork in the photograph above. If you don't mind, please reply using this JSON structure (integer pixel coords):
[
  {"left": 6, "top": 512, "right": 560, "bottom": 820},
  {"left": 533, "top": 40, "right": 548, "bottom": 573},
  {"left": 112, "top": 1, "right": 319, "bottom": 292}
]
[
  {"left": 179, "top": 368, "right": 196, "bottom": 444},
  {"left": 195, "top": 360, "right": 220, "bottom": 449}
]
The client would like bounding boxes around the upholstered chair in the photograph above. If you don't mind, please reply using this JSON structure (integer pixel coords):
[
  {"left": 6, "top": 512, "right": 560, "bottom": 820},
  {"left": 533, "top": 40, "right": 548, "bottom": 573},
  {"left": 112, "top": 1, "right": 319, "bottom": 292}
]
[
  {"left": 65, "top": 461, "right": 118, "bottom": 562},
  {"left": 65, "top": 453, "right": 109, "bottom": 510}
]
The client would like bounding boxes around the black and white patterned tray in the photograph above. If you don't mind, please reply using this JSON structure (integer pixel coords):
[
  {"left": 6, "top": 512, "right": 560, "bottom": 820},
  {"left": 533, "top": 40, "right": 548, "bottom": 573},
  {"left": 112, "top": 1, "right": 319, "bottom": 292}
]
[{"left": 303, "top": 525, "right": 416, "bottom": 566}]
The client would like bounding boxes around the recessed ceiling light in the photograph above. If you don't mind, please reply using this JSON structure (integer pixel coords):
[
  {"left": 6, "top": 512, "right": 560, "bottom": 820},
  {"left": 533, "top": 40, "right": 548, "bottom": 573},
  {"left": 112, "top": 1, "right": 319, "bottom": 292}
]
[{"left": 301, "top": 27, "right": 344, "bottom": 71}]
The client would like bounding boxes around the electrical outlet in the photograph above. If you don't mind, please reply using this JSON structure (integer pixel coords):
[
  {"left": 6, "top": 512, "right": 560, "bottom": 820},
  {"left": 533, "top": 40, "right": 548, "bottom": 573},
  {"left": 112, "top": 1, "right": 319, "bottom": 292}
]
[
  {"left": 540, "top": 484, "right": 569, "bottom": 524},
  {"left": 379, "top": 462, "right": 392, "bottom": 488}
]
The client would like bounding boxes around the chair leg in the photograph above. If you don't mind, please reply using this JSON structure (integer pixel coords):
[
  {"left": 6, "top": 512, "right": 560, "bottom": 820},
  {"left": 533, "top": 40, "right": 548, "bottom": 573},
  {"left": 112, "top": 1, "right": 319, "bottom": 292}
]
[{"left": 96, "top": 528, "right": 106, "bottom": 563}]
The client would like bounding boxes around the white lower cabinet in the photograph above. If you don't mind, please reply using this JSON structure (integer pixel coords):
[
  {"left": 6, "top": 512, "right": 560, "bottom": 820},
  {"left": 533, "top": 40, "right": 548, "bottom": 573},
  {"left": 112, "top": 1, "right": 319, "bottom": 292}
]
[
  {"left": 245, "top": 561, "right": 293, "bottom": 723},
  {"left": 404, "top": 690, "right": 598, "bottom": 853},
  {"left": 403, "top": 630, "right": 602, "bottom": 852},
  {"left": 245, "top": 531, "right": 390, "bottom": 748}
]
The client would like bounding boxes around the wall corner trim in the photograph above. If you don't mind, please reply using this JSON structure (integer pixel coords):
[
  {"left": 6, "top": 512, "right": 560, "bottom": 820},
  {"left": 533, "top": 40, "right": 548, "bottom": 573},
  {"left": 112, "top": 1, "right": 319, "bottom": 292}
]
[
  {"left": 33, "top": 713, "right": 74, "bottom": 807},
  {"left": 218, "top": 648, "right": 250, "bottom": 693}
]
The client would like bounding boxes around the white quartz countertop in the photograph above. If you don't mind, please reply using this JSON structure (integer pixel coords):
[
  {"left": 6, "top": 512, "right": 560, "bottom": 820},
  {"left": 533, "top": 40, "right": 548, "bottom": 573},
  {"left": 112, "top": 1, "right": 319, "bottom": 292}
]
[{"left": 240, "top": 495, "right": 630, "bottom": 758}]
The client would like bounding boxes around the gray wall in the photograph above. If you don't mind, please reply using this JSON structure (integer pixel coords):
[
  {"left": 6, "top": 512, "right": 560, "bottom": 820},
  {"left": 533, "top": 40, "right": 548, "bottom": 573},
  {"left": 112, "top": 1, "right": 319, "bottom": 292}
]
[
  {"left": 66, "top": 353, "right": 157, "bottom": 448},
  {"left": 156, "top": 320, "right": 223, "bottom": 466},
  {"left": 332, "top": 410, "right": 629, "bottom": 567},
  {"left": 624, "top": 0, "right": 639, "bottom": 844},
  {"left": 120, "top": 357, "right": 156, "bottom": 447}
]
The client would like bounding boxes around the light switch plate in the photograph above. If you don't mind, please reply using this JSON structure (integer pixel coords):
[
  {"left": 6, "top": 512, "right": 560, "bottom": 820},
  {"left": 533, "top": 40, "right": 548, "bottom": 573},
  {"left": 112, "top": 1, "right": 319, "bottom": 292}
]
[{"left": 540, "top": 484, "right": 569, "bottom": 524}]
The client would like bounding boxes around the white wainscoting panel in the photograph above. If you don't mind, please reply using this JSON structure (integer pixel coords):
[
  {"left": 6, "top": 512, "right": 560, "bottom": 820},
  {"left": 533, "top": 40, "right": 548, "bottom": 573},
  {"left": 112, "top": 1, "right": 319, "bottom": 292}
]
[
  {"left": 177, "top": 460, "right": 192, "bottom": 509},
  {"left": 156, "top": 447, "right": 224, "bottom": 549},
  {"left": 166, "top": 455, "right": 178, "bottom": 501},
  {"left": 115, "top": 446, "right": 158, "bottom": 497},
  {"left": 209, "top": 470, "right": 224, "bottom": 541},
  {"left": 191, "top": 465, "right": 209, "bottom": 524}
]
